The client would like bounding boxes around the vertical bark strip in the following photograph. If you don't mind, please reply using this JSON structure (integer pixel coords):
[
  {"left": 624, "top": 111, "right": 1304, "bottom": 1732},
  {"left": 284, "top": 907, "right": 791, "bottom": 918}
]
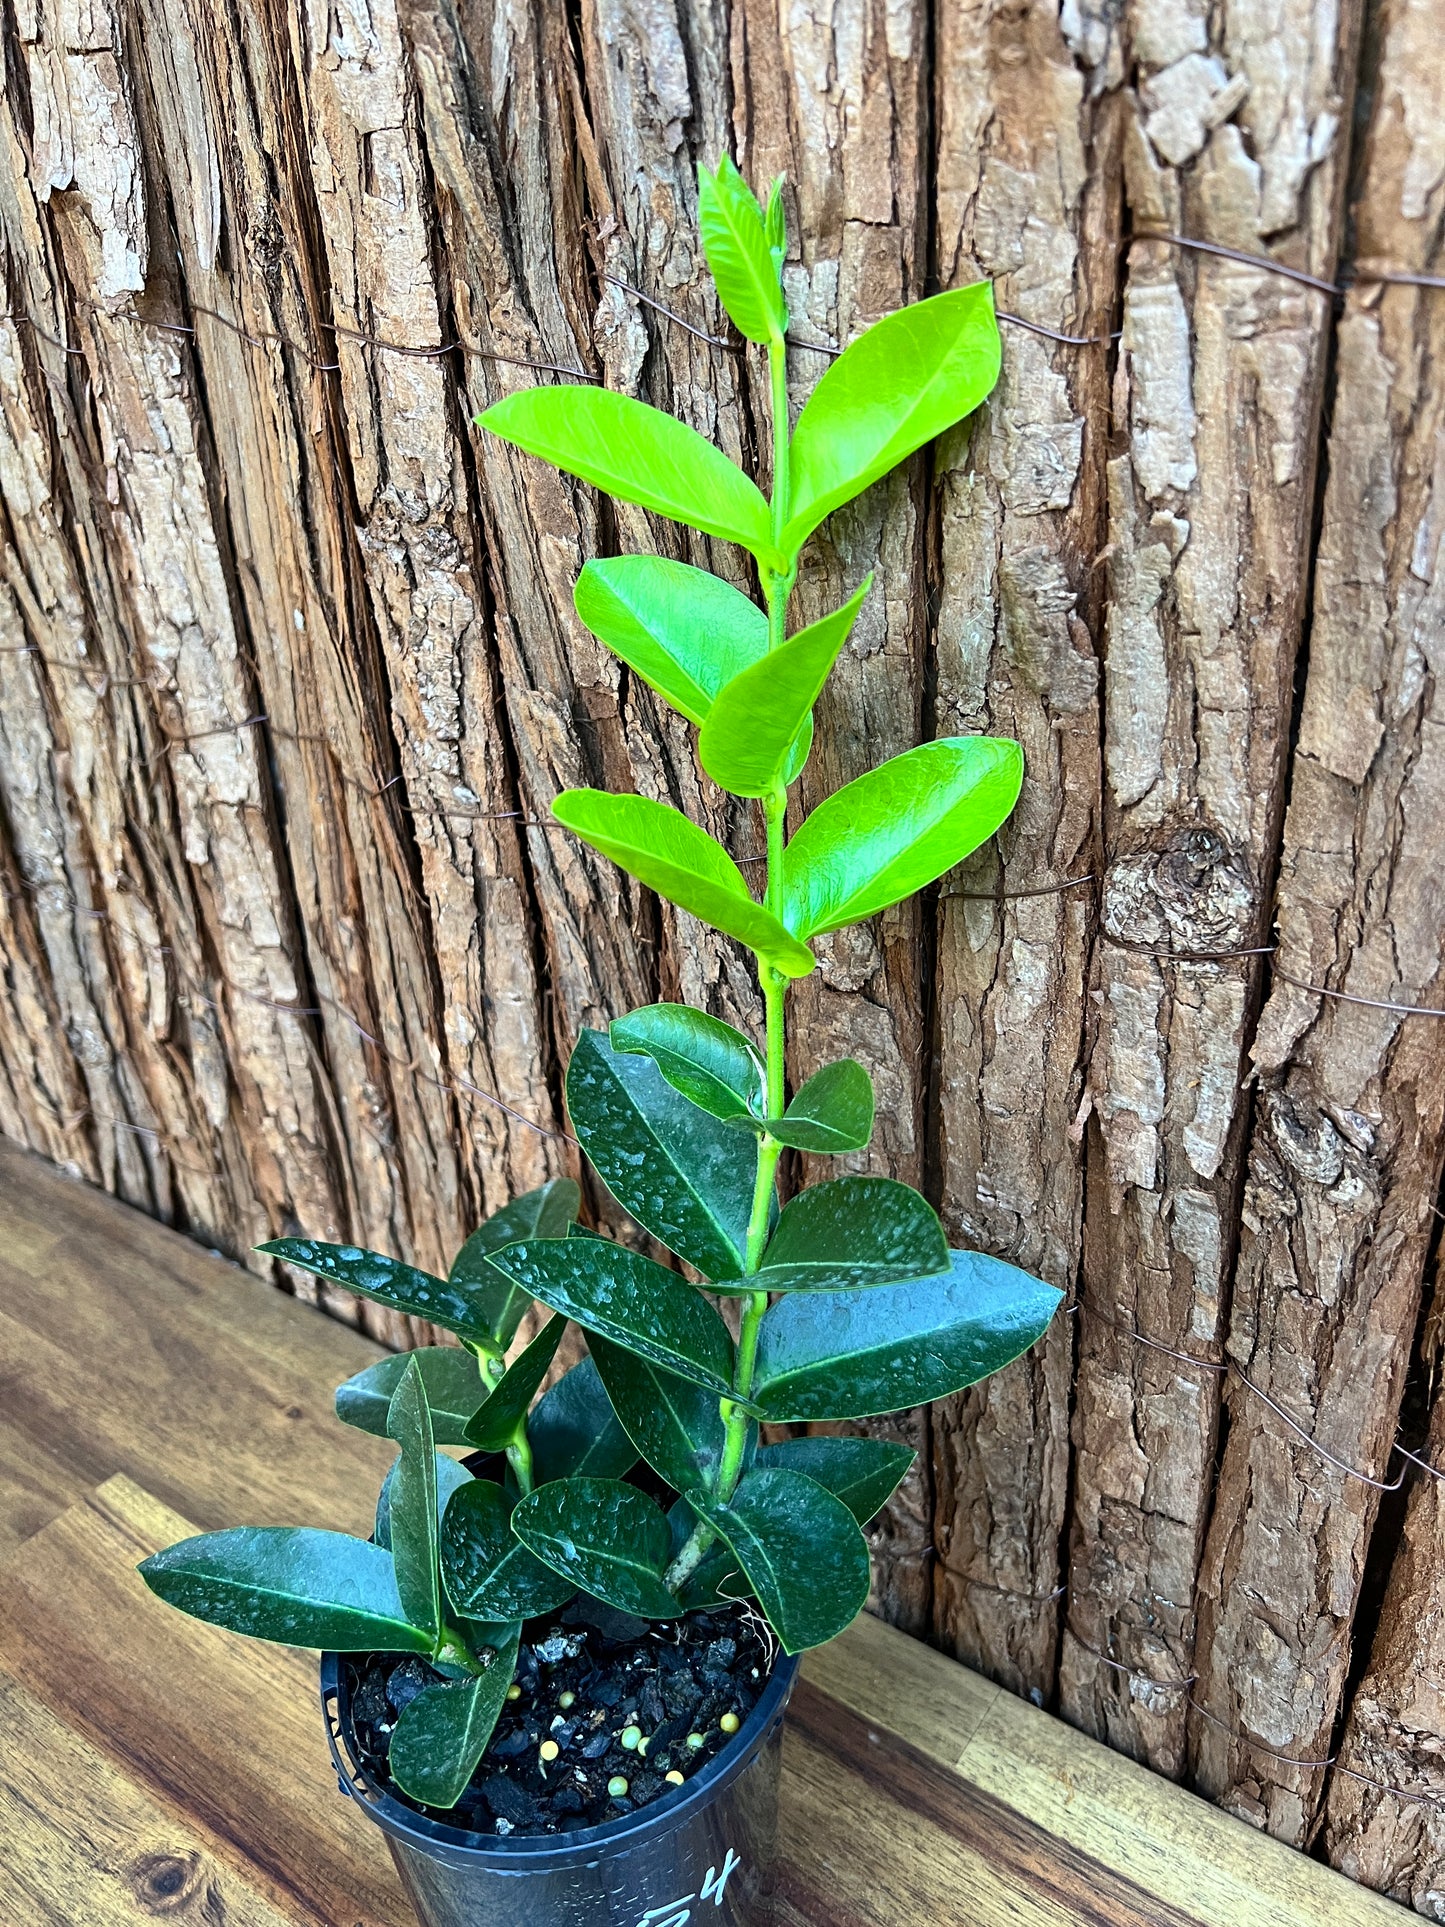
[
  {"left": 1304, "top": 0, "right": 1445, "bottom": 1884},
  {"left": 1060, "top": 0, "right": 1364, "bottom": 1770},
  {"left": 926, "top": 0, "right": 1116, "bottom": 1696}
]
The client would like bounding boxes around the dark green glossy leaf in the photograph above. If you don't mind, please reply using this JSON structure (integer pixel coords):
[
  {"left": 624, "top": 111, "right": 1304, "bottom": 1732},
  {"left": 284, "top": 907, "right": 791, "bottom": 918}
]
[
  {"left": 782, "top": 738, "right": 1023, "bottom": 940},
  {"left": 752, "top": 1248, "right": 1064, "bottom": 1421},
  {"left": 336, "top": 1347, "right": 485, "bottom": 1443},
  {"left": 574, "top": 556, "right": 767, "bottom": 725},
  {"left": 699, "top": 580, "right": 870, "bottom": 799},
  {"left": 388, "top": 1623, "right": 521, "bottom": 1808},
  {"left": 440, "top": 1479, "right": 576, "bottom": 1621},
  {"left": 387, "top": 1356, "right": 441, "bottom": 1639},
  {"left": 666, "top": 1497, "right": 752, "bottom": 1610},
  {"left": 754, "top": 1435, "right": 914, "bottom": 1525},
  {"left": 696, "top": 1469, "right": 869, "bottom": 1653},
  {"left": 450, "top": 1179, "right": 582, "bottom": 1349},
  {"left": 749, "top": 1177, "right": 948, "bottom": 1292},
  {"left": 552, "top": 790, "right": 815, "bottom": 979},
  {"left": 464, "top": 1315, "right": 566, "bottom": 1452},
  {"left": 375, "top": 1451, "right": 472, "bottom": 1552},
  {"left": 757, "top": 1058, "right": 875, "bottom": 1154},
  {"left": 697, "top": 156, "right": 787, "bottom": 346},
  {"left": 610, "top": 1003, "right": 764, "bottom": 1125},
  {"left": 258, "top": 1240, "right": 497, "bottom": 1349},
  {"left": 783, "top": 283, "right": 1001, "bottom": 553},
  {"left": 566, "top": 1028, "right": 758, "bottom": 1276},
  {"left": 512, "top": 1477, "right": 681, "bottom": 1619},
  {"left": 484, "top": 1235, "right": 736, "bottom": 1398},
  {"left": 527, "top": 1358, "right": 637, "bottom": 1484},
  {"left": 479, "top": 387, "right": 779, "bottom": 568},
  {"left": 588, "top": 1333, "right": 746, "bottom": 1495},
  {"left": 138, "top": 1529, "right": 430, "bottom": 1653}
]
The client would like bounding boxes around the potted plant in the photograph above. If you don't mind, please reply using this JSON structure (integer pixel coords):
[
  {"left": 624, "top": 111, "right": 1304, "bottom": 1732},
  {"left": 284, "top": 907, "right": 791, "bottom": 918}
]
[{"left": 139, "top": 157, "right": 1062, "bottom": 1927}]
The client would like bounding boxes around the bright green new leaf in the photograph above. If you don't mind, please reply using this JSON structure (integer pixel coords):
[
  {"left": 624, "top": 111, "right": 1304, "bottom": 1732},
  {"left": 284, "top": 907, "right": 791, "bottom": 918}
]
[
  {"left": 336, "top": 1347, "right": 485, "bottom": 1444},
  {"left": 512, "top": 1478, "right": 682, "bottom": 1619},
  {"left": 440, "top": 1479, "right": 576, "bottom": 1622},
  {"left": 480, "top": 387, "right": 779, "bottom": 569},
  {"left": 697, "top": 156, "right": 787, "bottom": 346},
  {"left": 574, "top": 555, "right": 768, "bottom": 725},
  {"left": 754, "top": 1435, "right": 914, "bottom": 1525},
  {"left": 483, "top": 1234, "right": 737, "bottom": 1398},
  {"left": 553, "top": 789, "right": 814, "bottom": 979},
  {"left": 388, "top": 1623, "right": 521, "bottom": 1808},
  {"left": 566, "top": 1028, "right": 758, "bottom": 1276},
  {"left": 450, "top": 1179, "right": 581, "bottom": 1350},
  {"left": 527, "top": 1358, "right": 637, "bottom": 1484},
  {"left": 375, "top": 1451, "right": 472, "bottom": 1553},
  {"left": 782, "top": 737, "right": 1023, "bottom": 939},
  {"left": 258, "top": 1240, "right": 498, "bottom": 1350},
  {"left": 587, "top": 1333, "right": 745, "bottom": 1495},
  {"left": 610, "top": 1003, "right": 765, "bottom": 1125},
  {"left": 752, "top": 1248, "right": 1063, "bottom": 1421},
  {"left": 783, "top": 283, "right": 1001, "bottom": 553},
  {"left": 464, "top": 1315, "right": 566, "bottom": 1452},
  {"left": 386, "top": 1357, "right": 441, "bottom": 1640},
  {"left": 763, "top": 176, "right": 786, "bottom": 269},
  {"left": 748, "top": 1176, "right": 948, "bottom": 1292},
  {"left": 695, "top": 1469, "right": 870, "bottom": 1653},
  {"left": 749, "top": 1057, "right": 874, "bottom": 1154},
  {"left": 138, "top": 1529, "right": 430, "bottom": 1653},
  {"left": 699, "top": 580, "right": 871, "bottom": 798}
]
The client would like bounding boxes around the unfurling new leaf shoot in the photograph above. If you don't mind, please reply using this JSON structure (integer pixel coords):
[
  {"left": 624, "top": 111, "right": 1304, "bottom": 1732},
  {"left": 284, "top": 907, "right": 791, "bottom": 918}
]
[{"left": 138, "top": 155, "right": 1061, "bottom": 1811}]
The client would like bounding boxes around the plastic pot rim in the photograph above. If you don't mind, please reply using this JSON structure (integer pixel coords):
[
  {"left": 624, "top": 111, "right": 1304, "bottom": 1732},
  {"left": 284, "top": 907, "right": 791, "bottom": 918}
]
[{"left": 320, "top": 1641, "right": 801, "bottom": 1874}]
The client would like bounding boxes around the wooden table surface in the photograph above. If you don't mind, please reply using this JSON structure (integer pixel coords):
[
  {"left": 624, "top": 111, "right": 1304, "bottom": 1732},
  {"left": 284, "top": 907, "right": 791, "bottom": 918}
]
[{"left": 0, "top": 1140, "right": 1403, "bottom": 1926}]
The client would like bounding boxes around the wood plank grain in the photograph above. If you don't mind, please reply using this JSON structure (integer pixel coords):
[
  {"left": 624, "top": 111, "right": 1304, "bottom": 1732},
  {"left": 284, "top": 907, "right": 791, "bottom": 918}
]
[
  {"left": 0, "top": 1138, "right": 391, "bottom": 1550},
  {"left": 0, "top": 1476, "right": 404, "bottom": 1927},
  {"left": 805, "top": 1608, "right": 1402, "bottom": 1926},
  {"left": 0, "top": 1671, "right": 302, "bottom": 1927}
]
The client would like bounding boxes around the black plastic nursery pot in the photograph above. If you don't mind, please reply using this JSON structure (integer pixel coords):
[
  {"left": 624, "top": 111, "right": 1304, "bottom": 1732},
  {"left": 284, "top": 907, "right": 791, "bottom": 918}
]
[{"left": 320, "top": 1646, "right": 801, "bottom": 1927}]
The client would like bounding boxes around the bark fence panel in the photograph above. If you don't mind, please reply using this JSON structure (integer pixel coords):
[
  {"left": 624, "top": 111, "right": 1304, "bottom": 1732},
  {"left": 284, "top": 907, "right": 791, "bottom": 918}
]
[{"left": 0, "top": 0, "right": 1442, "bottom": 1910}]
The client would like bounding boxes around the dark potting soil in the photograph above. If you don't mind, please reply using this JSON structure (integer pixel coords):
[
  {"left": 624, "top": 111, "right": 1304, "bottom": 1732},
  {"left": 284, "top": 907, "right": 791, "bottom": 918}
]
[{"left": 345, "top": 1595, "right": 776, "bottom": 1837}]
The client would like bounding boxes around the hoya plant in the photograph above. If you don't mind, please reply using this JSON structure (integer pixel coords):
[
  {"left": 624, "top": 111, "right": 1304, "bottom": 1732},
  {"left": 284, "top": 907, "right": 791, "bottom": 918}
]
[{"left": 139, "top": 157, "right": 1061, "bottom": 1817}]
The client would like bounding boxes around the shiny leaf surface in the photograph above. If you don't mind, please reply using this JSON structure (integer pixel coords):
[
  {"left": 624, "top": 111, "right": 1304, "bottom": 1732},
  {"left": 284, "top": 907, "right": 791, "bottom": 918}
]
[
  {"left": 696, "top": 1469, "right": 870, "bottom": 1653},
  {"left": 566, "top": 1028, "right": 758, "bottom": 1276},
  {"left": 375, "top": 1451, "right": 472, "bottom": 1553},
  {"left": 258, "top": 1240, "right": 497, "bottom": 1348},
  {"left": 738, "top": 1057, "right": 875, "bottom": 1154},
  {"left": 336, "top": 1347, "right": 485, "bottom": 1444},
  {"left": 699, "top": 581, "right": 870, "bottom": 798},
  {"left": 450, "top": 1179, "right": 581, "bottom": 1349},
  {"left": 783, "top": 283, "right": 1001, "bottom": 553},
  {"left": 480, "top": 387, "right": 778, "bottom": 567},
  {"left": 138, "top": 1529, "right": 429, "bottom": 1653},
  {"left": 782, "top": 738, "right": 1023, "bottom": 939},
  {"left": 484, "top": 1234, "right": 736, "bottom": 1396},
  {"left": 697, "top": 157, "right": 787, "bottom": 345},
  {"left": 512, "top": 1478, "right": 681, "bottom": 1619},
  {"left": 387, "top": 1623, "right": 521, "bottom": 1808},
  {"left": 386, "top": 1356, "right": 441, "bottom": 1639},
  {"left": 609, "top": 1003, "right": 764, "bottom": 1125},
  {"left": 587, "top": 1333, "right": 743, "bottom": 1495},
  {"left": 573, "top": 556, "right": 767, "bottom": 725},
  {"left": 552, "top": 790, "right": 814, "bottom": 979},
  {"left": 749, "top": 1176, "right": 948, "bottom": 1292},
  {"left": 754, "top": 1435, "right": 914, "bottom": 1525},
  {"left": 439, "top": 1480, "right": 576, "bottom": 1621},
  {"left": 752, "top": 1247, "right": 1063, "bottom": 1421},
  {"left": 464, "top": 1315, "right": 566, "bottom": 1452},
  {"left": 527, "top": 1358, "right": 637, "bottom": 1484}
]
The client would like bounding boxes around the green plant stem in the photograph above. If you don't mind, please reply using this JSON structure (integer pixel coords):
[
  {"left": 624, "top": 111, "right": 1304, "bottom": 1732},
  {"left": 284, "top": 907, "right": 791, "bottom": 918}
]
[
  {"left": 666, "top": 336, "right": 796, "bottom": 1597},
  {"left": 506, "top": 1430, "right": 534, "bottom": 1497}
]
